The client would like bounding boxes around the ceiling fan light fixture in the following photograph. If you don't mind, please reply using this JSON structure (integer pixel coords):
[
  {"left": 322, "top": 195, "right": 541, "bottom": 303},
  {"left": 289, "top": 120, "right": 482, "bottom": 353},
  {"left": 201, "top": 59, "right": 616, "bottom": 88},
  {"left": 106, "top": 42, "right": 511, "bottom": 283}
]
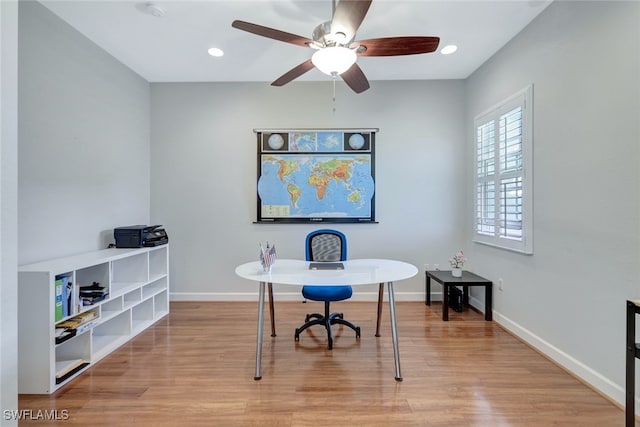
[{"left": 312, "top": 46, "right": 357, "bottom": 76}]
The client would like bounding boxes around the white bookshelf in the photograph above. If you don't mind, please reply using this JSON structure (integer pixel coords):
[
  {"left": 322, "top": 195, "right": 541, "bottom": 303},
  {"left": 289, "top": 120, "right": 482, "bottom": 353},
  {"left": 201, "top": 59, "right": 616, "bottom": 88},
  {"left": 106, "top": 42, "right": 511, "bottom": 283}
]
[{"left": 18, "top": 245, "right": 170, "bottom": 394}]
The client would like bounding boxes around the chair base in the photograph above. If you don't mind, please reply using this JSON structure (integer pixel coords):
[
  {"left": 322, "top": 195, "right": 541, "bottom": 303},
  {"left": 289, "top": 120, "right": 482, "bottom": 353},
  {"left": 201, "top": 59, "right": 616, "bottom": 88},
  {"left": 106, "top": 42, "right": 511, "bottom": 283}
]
[{"left": 294, "top": 301, "right": 360, "bottom": 350}]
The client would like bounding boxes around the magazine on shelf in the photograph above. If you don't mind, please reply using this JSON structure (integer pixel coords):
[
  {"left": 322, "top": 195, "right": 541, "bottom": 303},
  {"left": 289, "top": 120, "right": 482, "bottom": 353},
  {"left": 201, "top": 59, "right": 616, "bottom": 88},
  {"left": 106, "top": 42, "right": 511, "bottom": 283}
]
[{"left": 56, "top": 309, "right": 98, "bottom": 329}]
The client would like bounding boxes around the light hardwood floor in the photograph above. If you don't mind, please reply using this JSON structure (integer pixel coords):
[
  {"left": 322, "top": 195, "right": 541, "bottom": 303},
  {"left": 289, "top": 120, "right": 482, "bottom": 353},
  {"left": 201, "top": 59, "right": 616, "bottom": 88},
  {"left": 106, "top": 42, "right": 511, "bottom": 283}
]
[{"left": 19, "top": 301, "right": 631, "bottom": 426}]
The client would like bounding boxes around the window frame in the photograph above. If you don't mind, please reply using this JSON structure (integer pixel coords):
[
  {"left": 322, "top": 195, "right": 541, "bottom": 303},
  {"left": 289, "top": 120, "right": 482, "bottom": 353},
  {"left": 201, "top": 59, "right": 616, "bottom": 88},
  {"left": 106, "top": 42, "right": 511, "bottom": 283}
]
[{"left": 473, "top": 85, "right": 533, "bottom": 254}]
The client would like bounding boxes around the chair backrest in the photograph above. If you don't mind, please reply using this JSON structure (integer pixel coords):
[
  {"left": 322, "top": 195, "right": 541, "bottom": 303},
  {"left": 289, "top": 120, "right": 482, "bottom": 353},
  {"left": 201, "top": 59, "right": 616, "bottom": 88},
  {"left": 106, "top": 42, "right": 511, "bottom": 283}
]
[{"left": 305, "top": 229, "right": 347, "bottom": 262}]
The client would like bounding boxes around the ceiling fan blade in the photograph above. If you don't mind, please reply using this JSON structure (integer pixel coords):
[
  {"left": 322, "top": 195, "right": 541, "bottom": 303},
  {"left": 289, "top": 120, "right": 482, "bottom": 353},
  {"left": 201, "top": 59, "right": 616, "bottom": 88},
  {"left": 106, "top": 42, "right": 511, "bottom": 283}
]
[
  {"left": 331, "top": 0, "right": 372, "bottom": 42},
  {"left": 271, "top": 59, "right": 315, "bottom": 87},
  {"left": 352, "top": 36, "right": 440, "bottom": 57},
  {"left": 232, "top": 20, "right": 314, "bottom": 48},
  {"left": 341, "top": 63, "right": 370, "bottom": 94}
]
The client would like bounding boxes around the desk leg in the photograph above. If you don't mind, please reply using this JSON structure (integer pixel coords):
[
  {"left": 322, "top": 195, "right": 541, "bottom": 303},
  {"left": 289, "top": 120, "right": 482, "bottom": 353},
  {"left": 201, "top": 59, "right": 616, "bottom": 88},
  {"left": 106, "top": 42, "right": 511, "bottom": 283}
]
[
  {"left": 387, "top": 281, "right": 403, "bottom": 381},
  {"left": 375, "top": 283, "right": 384, "bottom": 337},
  {"left": 485, "top": 284, "right": 493, "bottom": 321},
  {"left": 463, "top": 285, "right": 469, "bottom": 306},
  {"left": 254, "top": 281, "right": 266, "bottom": 380},
  {"left": 268, "top": 282, "right": 276, "bottom": 337},
  {"left": 443, "top": 284, "right": 449, "bottom": 321},
  {"left": 425, "top": 273, "right": 431, "bottom": 306}
]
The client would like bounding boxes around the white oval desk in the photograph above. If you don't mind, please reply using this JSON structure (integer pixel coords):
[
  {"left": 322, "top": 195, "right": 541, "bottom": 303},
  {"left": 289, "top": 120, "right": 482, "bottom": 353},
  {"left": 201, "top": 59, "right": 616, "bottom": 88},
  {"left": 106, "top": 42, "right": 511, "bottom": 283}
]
[{"left": 235, "top": 258, "right": 418, "bottom": 381}]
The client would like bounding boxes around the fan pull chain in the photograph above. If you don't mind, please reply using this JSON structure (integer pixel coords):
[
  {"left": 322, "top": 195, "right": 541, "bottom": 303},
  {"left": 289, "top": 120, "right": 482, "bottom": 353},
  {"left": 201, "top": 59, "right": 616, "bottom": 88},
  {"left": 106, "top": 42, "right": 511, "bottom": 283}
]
[{"left": 332, "top": 77, "right": 336, "bottom": 114}]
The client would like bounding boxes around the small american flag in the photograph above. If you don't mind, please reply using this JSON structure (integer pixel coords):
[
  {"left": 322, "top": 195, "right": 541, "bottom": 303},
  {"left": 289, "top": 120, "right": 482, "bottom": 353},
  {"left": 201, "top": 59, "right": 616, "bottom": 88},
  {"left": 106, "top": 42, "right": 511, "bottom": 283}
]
[{"left": 260, "top": 242, "right": 277, "bottom": 271}]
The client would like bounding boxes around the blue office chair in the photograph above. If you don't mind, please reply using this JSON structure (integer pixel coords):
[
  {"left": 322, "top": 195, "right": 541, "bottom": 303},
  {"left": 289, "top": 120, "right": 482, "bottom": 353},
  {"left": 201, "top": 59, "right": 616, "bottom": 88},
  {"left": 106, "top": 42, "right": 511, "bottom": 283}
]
[{"left": 294, "top": 229, "right": 361, "bottom": 350}]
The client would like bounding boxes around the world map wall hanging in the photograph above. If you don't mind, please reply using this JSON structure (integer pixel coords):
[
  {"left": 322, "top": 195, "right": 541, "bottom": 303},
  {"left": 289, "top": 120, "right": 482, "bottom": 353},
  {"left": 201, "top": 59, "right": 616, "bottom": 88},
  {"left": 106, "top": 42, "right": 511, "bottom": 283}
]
[{"left": 255, "top": 129, "right": 377, "bottom": 223}]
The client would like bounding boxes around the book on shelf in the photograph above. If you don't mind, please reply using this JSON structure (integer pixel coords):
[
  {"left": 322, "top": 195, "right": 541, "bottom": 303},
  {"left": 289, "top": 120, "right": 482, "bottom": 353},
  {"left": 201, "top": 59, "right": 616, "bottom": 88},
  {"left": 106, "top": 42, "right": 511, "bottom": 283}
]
[
  {"left": 54, "top": 327, "right": 77, "bottom": 345},
  {"left": 55, "top": 359, "right": 89, "bottom": 384},
  {"left": 72, "top": 282, "right": 81, "bottom": 315},
  {"left": 54, "top": 276, "right": 67, "bottom": 321},
  {"left": 56, "top": 309, "right": 98, "bottom": 330},
  {"left": 79, "top": 281, "right": 108, "bottom": 306},
  {"left": 73, "top": 319, "right": 98, "bottom": 335},
  {"left": 66, "top": 278, "right": 74, "bottom": 316},
  {"left": 81, "top": 294, "right": 108, "bottom": 306},
  {"left": 56, "top": 274, "right": 75, "bottom": 320},
  {"left": 55, "top": 309, "right": 98, "bottom": 344}
]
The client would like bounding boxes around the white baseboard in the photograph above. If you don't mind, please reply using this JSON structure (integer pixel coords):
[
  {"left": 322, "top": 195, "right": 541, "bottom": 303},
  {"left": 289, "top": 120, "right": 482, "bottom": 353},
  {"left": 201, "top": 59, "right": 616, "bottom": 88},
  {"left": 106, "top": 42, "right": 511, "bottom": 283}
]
[
  {"left": 170, "top": 290, "right": 426, "bottom": 302},
  {"left": 488, "top": 303, "right": 625, "bottom": 411}
]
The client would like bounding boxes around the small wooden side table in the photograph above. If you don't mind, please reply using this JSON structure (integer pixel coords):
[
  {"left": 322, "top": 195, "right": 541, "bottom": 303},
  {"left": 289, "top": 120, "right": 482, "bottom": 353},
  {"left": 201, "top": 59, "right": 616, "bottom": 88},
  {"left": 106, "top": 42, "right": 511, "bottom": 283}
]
[{"left": 425, "top": 270, "right": 493, "bottom": 321}]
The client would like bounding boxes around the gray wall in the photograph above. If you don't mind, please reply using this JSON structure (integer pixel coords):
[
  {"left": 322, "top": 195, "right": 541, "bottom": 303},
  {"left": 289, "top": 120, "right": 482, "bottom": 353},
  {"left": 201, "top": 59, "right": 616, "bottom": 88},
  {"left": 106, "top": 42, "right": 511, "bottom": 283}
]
[
  {"left": 150, "top": 80, "right": 466, "bottom": 300},
  {"left": 1, "top": 0, "right": 19, "bottom": 422},
  {"left": 465, "top": 0, "right": 640, "bottom": 406},
  {"left": 18, "top": 1, "right": 151, "bottom": 265}
]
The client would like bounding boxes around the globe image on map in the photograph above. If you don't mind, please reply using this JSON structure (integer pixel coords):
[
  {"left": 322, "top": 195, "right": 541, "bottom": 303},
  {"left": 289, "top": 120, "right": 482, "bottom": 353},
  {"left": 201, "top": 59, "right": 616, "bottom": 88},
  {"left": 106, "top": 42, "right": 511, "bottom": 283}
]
[
  {"left": 348, "top": 133, "right": 365, "bottom": 150},
  {"left": 267, "top": 133, "right": 285, "bottom": 150}
]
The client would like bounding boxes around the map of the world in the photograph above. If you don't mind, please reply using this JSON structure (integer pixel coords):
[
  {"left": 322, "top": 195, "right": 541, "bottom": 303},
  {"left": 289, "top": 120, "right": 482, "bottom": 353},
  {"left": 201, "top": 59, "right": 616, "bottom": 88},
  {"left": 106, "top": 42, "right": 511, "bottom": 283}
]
[{"left": 258, "top": 154, "right": 375, "bottom": 219}]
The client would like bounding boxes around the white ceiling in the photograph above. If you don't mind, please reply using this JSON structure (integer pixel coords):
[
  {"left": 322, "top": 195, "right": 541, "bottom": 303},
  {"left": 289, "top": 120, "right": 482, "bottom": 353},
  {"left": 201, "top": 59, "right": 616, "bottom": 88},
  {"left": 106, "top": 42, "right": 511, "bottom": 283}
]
[{"left": 40, "top": 0, "right": 553, "bottom": 84}]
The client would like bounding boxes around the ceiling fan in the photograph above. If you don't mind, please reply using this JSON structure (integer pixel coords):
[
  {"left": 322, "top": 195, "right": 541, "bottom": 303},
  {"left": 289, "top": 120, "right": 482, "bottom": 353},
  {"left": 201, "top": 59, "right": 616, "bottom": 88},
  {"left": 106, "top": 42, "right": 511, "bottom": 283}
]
[{"left": 231, "top": 0, "right": 440, "bottom": 94}]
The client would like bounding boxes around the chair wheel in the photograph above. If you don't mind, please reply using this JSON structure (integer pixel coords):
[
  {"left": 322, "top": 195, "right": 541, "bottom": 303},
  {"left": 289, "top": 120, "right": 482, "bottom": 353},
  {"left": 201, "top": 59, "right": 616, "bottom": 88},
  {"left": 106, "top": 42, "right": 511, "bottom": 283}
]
[
  {"left": 295, "top": 330, "right": 300, "bottom": 341},
  {"left": 355, "top": 327, "right": 361, "bottom": 339}
]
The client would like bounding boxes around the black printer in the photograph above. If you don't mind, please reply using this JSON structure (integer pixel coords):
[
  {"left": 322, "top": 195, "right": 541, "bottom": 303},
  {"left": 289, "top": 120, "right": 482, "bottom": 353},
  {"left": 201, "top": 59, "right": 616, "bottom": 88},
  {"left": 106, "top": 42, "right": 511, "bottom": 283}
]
[{"left": 114, "top": 225, "right": 168, "bottom": 248}]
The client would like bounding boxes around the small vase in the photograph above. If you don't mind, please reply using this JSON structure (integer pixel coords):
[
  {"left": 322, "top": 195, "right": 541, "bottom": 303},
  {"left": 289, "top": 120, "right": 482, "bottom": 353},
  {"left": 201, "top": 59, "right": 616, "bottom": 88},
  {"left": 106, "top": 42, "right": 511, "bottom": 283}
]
[{"left": 451, "top": 268, "right": 462, "bottom": 278}]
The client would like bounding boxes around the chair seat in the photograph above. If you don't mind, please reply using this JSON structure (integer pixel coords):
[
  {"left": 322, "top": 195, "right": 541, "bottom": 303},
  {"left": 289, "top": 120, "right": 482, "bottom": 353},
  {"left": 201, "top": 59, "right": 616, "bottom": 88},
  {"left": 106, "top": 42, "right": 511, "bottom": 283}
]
[{"left": 302, "top": 285, "right": 352, "bottom": 302}]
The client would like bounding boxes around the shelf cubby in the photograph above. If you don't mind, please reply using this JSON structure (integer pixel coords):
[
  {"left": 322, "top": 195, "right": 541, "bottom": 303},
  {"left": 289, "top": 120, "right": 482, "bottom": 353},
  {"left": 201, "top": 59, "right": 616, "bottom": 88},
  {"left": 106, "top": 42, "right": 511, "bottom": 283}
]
[
  {"left": 76, "top": 263, "right": 109, "bottom": 291},
  {"left": 112, "top": 252, "right": 148, "bottom": 284},
  {"left": 54, "top": 332, "right": 91, "bottom": 387},
  {"left": 132, "top": 298, "right": 154, "bottom": 334},
  {"left": 123, "top": 288, "right": 142, "bottom": 309},
  {"left": 149, "top": 246, "right": 168, "bottom": 277},
  {"left": 100, "top": 296, "right": 123, "bottom": 323},
  {"left": 55, "top": 331, "right": 91, "bottom": 363},
  {"left": 92, "top": 310, "right": 131, "bottom": 360},
  {"left": 143, "top": 277, "right": 167, "bottom": 299},
  {"left": 154, "top": 290, "right": 169, "bottom": 319}
]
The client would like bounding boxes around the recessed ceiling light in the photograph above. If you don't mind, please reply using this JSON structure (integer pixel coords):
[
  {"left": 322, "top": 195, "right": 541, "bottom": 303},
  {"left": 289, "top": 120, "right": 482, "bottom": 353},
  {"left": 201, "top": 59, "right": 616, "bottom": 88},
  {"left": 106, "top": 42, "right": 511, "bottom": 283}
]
[
  {"left": 144, "top": 3, "right": 165, "bottom": 18},
  {"left": 207, "top": 48, "right": 224, "bottom": 57},
  {"left": 441, "top": 45, "right": 458, "bottom": 55}
]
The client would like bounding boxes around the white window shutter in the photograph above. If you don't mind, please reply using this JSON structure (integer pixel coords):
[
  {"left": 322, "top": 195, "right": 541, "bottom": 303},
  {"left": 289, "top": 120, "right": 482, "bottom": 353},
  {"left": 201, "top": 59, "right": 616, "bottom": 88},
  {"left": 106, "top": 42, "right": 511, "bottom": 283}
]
[{"left": 473, "top": 85, "right": 533, "bottom": 254}]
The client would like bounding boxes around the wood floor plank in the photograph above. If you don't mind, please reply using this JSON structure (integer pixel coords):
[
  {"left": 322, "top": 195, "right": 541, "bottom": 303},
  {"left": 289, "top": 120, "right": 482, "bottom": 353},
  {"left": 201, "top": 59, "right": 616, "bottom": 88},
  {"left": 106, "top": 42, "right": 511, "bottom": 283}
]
[{"left": 18, "top": 301, "right": 633, "bottom": 426}]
